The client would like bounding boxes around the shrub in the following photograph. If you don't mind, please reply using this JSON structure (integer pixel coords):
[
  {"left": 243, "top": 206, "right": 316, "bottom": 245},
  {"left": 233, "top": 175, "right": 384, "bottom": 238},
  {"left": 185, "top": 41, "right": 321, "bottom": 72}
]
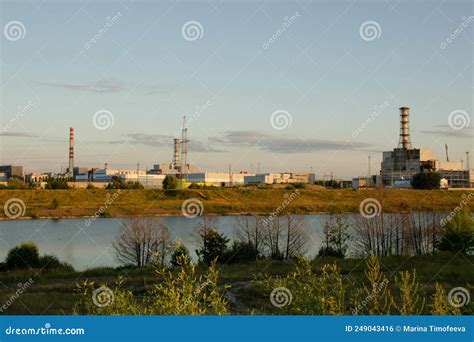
[
  {"left": 7, "top": 178, "right": 27, "bottom": 189},
  {"left": 170, "top": 243, "right": 191, "bottom": 267},
  {"left": 45, "top": 178, "right": 70, "bottom": 189},
  {"left": 5, "top": 242, "right": 40, "bottom": 269},
  {"left": 74, "top": 255, "right": 228, "bottom": 315},
  {"left": 39, "top": 255, "right": 74, "bottom": 271},
  {"left": 163, "top": 175, "right": 178, "bottom": 191},
  {"left": 438, "top": 208, "right": 474, "bottom": 254},
  {"left": 224, "top": 241, "right": 258, "bottom": 263}
]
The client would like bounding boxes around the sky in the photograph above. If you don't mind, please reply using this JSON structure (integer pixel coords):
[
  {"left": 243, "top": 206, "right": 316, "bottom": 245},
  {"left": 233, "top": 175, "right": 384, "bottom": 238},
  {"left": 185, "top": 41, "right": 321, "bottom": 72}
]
[{"left": 0, "top": 0, "right": 473, "bottom": 179}]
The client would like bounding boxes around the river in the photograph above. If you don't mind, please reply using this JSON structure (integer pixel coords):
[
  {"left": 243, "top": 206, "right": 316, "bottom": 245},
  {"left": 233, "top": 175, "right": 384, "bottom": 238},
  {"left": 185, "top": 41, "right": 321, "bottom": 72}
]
[{"left": 0, "top": 213, "right": 450, "bottom": 270}]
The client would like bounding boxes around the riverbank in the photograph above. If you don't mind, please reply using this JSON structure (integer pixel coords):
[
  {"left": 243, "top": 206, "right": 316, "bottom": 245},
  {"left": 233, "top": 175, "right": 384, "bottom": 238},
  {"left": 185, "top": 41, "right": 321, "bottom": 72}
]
[
  {"left": 0, "top": 254, "right": 472, "bottom": 315},
  {"left": 0, "top": 187, "right": 472, "bottom": 219}
]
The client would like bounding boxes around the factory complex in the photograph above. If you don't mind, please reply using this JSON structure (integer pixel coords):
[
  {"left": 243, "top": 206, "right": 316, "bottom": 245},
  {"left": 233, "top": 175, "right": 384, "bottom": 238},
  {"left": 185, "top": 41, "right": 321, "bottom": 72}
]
[{"left": 1, "top": 108, "right": 472, "bottom": 189}]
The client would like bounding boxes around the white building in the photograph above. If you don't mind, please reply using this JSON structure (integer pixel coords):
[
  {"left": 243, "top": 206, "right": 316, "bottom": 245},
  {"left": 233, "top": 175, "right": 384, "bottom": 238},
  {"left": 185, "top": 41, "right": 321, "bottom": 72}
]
[
  {"left": 76, "top": 169, "right": 165, "bottom": 188},
  {"left": 187, "top": 172, "right": 252, "bottom": 186}
]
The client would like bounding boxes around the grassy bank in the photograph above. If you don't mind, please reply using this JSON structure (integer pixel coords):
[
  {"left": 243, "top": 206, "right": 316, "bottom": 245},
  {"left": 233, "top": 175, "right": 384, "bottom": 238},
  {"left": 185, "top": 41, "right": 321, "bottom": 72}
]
[
  {"left": 1, "top": 187, "right": 472, "bottom": 219},
  {"left": 0, "top": 254, "right": 472, "bottom": 315}
]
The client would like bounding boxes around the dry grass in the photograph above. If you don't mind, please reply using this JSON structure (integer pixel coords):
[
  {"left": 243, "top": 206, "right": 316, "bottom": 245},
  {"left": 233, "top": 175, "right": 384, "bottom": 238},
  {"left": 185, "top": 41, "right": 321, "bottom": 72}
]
[{"left": 1, "top": 187, "right": 472, "bottom": 219}]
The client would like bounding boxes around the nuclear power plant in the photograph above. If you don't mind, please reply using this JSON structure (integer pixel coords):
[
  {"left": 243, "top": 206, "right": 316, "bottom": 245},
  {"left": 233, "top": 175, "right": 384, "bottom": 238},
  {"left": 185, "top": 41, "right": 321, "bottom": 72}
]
[
  {"left": 379, "top": 107, "right": 473, "bottom": 188},
  {"left": 1, "top": 106, "right": 472, "bottom": 189}
]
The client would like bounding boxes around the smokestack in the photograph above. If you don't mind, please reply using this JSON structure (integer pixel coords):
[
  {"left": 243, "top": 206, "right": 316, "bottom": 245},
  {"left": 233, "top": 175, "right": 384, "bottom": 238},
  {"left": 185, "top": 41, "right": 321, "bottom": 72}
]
[
  {"left": 173, "top": 138, "right": 180, "bottom": 167},
  {"left": 69, "top": 127, "right": 74, "bottom": 176},
  {"left": 181, "top": 116, "right": 188, "bottom": 180},
  {"left": 398, "top": 107, "right": 412, "bottom": 149}
]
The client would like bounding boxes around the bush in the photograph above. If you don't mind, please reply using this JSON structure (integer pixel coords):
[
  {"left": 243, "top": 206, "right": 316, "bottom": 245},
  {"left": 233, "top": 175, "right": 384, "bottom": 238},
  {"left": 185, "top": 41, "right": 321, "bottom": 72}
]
[
  {"left": 86, "top": 183, "right": 96, "bottom": 189},
  {"left": 75, "top": 255, "right": 228, "bottom": 315},
  {"left": 5, "top": 242, "right": 40, "bottom": 269},
  {"left": 7, "top": 178, "right": 27, "bottom": 189},
  {"left": 224, "top": 241, "right": 258, "bottom": 263},
  {"left": 170, "top": 243, "right": 191, "bottom": 267},
  {"left": 438, "top": 208, "right": 474, "bottom": 254},
  {"left": 411, "top": 172, "right": 441, "bottom": 190},
  {"left": 163, "top": 175, "right": 178, "bottom": 191},
  {"left": 39, "top": 255, "right": 74, "bottom": 271},
  {"left": 317, "top": 246, "right": 345, "bottom": 258},
  {"left": 45, "top": 178, "right": 70, "bottom": 189}
]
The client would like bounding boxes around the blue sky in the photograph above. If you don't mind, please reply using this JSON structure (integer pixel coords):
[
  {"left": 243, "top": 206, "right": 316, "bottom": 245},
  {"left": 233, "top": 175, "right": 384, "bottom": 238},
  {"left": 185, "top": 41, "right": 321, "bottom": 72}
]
[{"left": 1, "top": 0, "right": 472, "bottom": 178}]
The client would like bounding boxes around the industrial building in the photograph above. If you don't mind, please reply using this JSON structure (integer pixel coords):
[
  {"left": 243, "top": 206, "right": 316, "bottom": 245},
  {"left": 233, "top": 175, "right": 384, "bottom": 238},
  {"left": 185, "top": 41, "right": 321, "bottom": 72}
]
[
  {"left": 380, "top": 107, "right": 473, "bottom": 188},
  {"left": 0, "top": 165, "right": 24, "bottom": 180},
  {"left": 76, "top": 168, "right": 166, "bottom": 188},
  {"left": 244, "top": 172, "right": 315, "bottom": 185}
]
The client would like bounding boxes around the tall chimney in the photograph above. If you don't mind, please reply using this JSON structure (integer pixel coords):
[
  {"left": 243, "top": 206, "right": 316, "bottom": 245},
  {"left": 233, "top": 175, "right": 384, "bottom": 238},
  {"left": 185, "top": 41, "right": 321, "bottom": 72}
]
[
  {"left": 181, "top": 116, "right": 188, "bottom": 180},
  {"left": 398, "top": 107, "right": 412, "bottom": 149},
  {"left": 173, "top": 138, "right": 180, "bottom": 168},
  {"left": 69, "top": 127, "right": 74, "bottom": 176}
]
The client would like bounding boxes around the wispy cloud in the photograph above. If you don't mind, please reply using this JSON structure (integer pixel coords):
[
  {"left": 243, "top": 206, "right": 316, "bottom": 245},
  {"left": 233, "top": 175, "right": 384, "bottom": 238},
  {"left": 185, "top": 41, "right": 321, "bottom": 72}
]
[
  {"left": 36, "top": 79, "right": 124, "bottom": 93},
  {"left": 420, "top": 125, "right": 473, "bottom": 139},
  {"left": 0, "top": 131, "right": 38, "bottom": 138},
  {"left": 110, "top": 133, "right": 227, "bottom": 152},
  {"left": 210, "top": 130, "right": 372, "bottom": 153}
]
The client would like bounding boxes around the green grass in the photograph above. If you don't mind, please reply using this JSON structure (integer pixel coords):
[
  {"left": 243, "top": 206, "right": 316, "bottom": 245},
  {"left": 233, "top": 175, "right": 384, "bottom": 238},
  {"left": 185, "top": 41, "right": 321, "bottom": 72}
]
[
  {"left": 0, "top": 254, "right": 472, "bottom": 315},
  {"left": 1, "top": 187, "right": 472, "bottom": 219}
]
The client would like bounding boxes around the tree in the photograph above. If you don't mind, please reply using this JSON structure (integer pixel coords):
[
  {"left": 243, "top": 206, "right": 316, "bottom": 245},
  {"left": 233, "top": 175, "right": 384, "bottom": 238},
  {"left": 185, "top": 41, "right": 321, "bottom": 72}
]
[
  {"left": 234, "top": 216, "right": 264, "bottom": 259},
  {"left": 263, "top": 215, "right": 309, "bottom": 260},
  {"left": 195, "top": 218, "right": 229, "bottom": 265},
  {"left": 438, "top": 208, "right": 474, "bottom": 254},
  {"left": 170, "top": 242, "right": 191, "bottom": 267},
  {"left": 318, "top": 214, "right": 351, "bottom": 258},
  {"left": 5, "top": 242, "right": 40, "bottom": 269},
  {"left": 411, "top": 172, "right": 441, "bottom": 190},
  {"left": 113, "top": 218, "right": 172, "bottom": 267},
  {"left": 163, "top": 175, "right": 178, "bottom": 191}
]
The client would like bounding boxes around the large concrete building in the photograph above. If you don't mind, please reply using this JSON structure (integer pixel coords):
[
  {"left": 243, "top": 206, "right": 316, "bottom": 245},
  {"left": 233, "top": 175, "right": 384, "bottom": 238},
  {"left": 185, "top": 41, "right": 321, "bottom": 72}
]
[
  {"left": 76, "top": 169, "right": 165, "bottom": 188},
  {"left": 0, "top": 165, "right": 24, "bottom": 179},
  {"left": 244, "top": 172, "right": 315, "bottom": 185},
  {"left": 381, "top": 107, "right": 473, "bottom": 188}
]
